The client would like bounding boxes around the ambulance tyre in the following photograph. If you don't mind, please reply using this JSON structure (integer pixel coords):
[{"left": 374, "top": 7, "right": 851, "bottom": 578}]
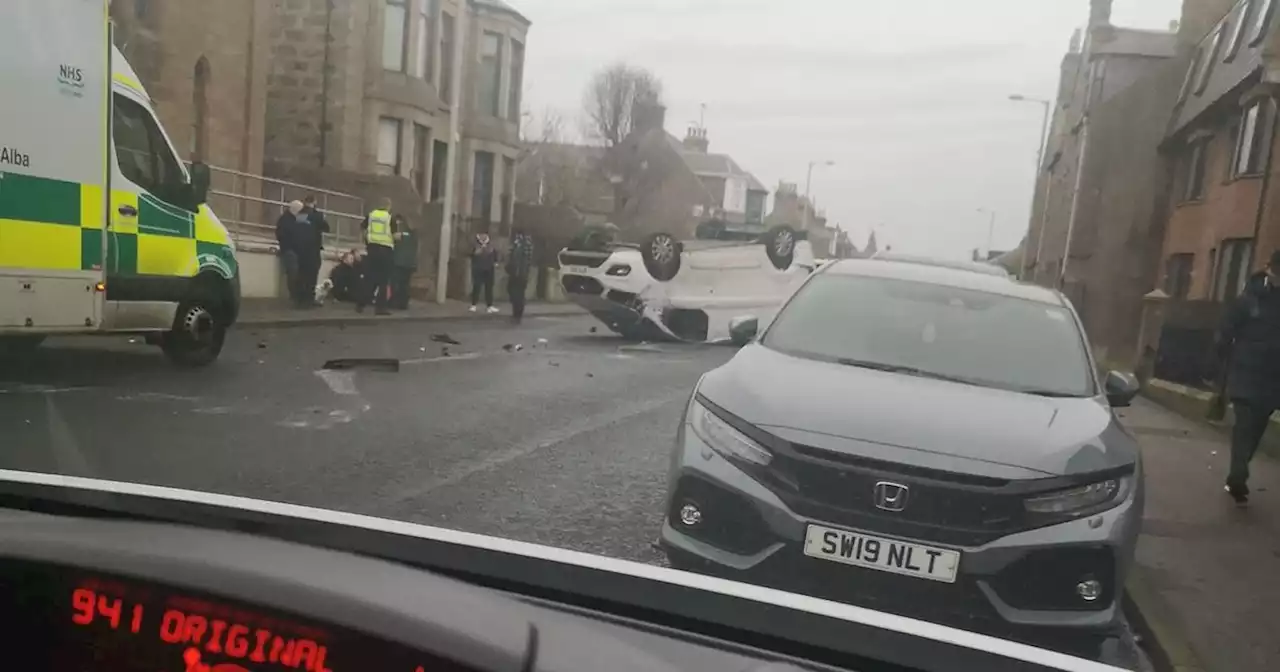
[
  {"left": 641, "top": 232, "right": 682, "bottom": 281},
  {"left": 161, "top": 288, "right": 228, "bottom": 367},
  {"left": 763, "top": 225, "right": 797, "bottom": 271},
  {"left": 0, "top": 335, "right": 45, "bottom": 355}
]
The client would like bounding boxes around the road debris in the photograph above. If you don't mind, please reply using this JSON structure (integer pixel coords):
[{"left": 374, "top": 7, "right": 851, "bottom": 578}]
[
  {"left": 322, "top": 358, "right": 401, "bottom": 372},
  {"left": 430, "top": 333, "right": 462, "bottom": 345}
]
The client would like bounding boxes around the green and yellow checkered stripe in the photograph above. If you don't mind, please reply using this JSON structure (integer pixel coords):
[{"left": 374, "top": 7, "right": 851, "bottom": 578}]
[{"left": 0, "top": 172, "right": 236, "bottom": 280}]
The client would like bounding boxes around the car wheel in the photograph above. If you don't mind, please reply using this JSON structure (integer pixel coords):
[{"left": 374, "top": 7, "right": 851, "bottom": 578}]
[
  {"left": 0, "top": 335, "right": 46, "bottom": 355},
  {"left": 763, "top": 225, "right": 796, "bottom": 270},
  {"left": 641, "top": 232, "right": 682, "bottom": 281},
  {"left": 160, "top": 297, "right": 227, "bottom": 367}
]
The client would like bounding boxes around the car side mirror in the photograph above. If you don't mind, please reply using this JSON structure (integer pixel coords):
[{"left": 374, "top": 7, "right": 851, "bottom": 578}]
[
  {"left": 728, "top": 316, "right": 759, "bottom": 346},
  {"left": 1104, "top": 370, "right": 1139, "bottom": 408},
  {"left": 189, "top": 162, "right": 211, "bottom": 206}
]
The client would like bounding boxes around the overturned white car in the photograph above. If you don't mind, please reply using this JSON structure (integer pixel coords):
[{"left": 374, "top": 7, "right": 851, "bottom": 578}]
[{"left": 558, "top": 224, "right": 814, "bottom": 342}]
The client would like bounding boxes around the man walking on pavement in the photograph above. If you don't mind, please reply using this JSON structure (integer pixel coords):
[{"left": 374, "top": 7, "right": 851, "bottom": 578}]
[
  {"left": 506, "top": 228, "right": 534, "bottom": 323},
  {"left": 358, "top": 197, "right": 397, "bottom": 315},
  {"left": 294, "top": 195, "right": 330, "bottom": 307},
  {"left": 390, "top": 214, "right": 418, "bottom": 310},
  {"left": 1217, "top": 250, "right": 1280, "bottom": 505},
  {"left": 470, "top": 232, "right": 499, "bottom": 313}
]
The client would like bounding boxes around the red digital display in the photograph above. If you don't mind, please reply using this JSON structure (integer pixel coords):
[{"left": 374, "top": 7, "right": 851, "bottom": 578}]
[{"left": 42, "top": 572, "right": 468, "bottom": 672}]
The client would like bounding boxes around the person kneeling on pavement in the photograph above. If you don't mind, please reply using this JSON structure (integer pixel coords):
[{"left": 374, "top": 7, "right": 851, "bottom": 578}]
[
  {"left": 1216, "top": 249, "right": 1280, "bottom": 505},
  {"left": 329, "top": 251, "right": 361, "bottom": 303}
]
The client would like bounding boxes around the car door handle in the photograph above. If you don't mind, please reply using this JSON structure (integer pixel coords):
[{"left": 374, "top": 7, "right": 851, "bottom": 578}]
[{"left": 118, "top": 205, "right": 138, "bottom": 217}]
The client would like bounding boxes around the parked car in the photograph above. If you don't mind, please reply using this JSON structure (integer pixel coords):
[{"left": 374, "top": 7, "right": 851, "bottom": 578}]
[
  {"left": 658, "top": 257, "right": 1142, "bottom": 659},
  {"left": 558, "top": 223, "right": 814, "bottom": 342}
]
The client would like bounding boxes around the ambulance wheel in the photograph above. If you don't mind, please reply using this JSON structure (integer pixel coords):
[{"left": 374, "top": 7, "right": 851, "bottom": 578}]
[
  {"left": 0, "top": 335, "right": 45, "bottom": 355},
  {"left": 160, "top": 298, "right": 227, "bottom": 367},
  {"left": 641, "top": 232, "right": 682, "bottom": 281},
  {"left": 763, "top": 225, "right": 796, "bottom": 270}
]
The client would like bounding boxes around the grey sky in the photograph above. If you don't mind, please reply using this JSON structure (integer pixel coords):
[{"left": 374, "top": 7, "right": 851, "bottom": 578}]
[{"left": 516, "top": 0, "right": 1182, "bottom": 259}]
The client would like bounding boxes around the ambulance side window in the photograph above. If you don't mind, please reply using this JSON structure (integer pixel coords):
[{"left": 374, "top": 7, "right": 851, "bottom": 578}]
[{"left": 112, "top": 94, "right": 187, "bottom": 207}]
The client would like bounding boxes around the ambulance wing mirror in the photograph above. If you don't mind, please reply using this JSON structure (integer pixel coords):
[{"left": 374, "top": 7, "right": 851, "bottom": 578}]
[{"left": 189, "top": 162, "right": 211, "bottom": 206}]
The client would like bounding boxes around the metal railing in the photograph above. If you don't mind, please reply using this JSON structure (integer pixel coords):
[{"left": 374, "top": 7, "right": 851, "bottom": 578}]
[{"left": 186, "top": 163, "right": 365, "bottom": 250}]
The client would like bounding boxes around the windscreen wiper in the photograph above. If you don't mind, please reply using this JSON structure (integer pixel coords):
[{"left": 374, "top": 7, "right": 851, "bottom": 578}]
[{"left": 835, "top": 358, "right": 976, "bottom": 386}]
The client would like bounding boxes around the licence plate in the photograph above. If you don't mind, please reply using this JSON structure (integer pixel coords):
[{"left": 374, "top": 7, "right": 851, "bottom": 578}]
[
  {"left": 561, "top": 265, "right": 590, "bottom": 275},
  {"left": 803, "top": 524, "right": 960, "bottom": 583}
]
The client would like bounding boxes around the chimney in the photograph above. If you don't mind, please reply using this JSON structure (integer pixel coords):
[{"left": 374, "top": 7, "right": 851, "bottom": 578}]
[
  {"left": 682, "top": 126, "right": 709, "bottom": 153},
  {"left": 1088, "top": 0, "right": 1112, "bottom": 27},
  {"left": 633, "top": 102, "right": 666, "bottom": 134},
  {"left": 1069, "top": 28, "right": 1083, "bottom": 53}
]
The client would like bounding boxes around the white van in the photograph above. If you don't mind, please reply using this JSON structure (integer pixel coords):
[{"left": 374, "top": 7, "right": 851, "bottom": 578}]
[{"left": 0, "top": 0, "right": 239, "bottom": 366}]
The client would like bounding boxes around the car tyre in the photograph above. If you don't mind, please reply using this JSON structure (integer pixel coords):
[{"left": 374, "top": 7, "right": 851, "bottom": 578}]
[
  {"left": 160, "top": 296, "right": 227, "bottom": 367},
  {"left": 641, "top": 232, "right": 682, "bottom": 281},
  {"left": 762, "top": 225, "right": 797, "bottom": 270}
]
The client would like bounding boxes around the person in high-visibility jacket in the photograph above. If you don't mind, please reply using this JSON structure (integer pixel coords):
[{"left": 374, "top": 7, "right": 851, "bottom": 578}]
[{"left": 358, "top": 197, "right": 399, "bottom": 315}]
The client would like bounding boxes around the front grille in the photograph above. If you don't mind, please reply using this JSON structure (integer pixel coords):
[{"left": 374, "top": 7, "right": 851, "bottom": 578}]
[
  {"left": 990, "top": 546, "right": 1116, "bottom": 611},
  {"left": 769, "top": 445, "right": 1029, "bottom": 547},
  {"left": 559, "top": 252, "right": 609, "bottom": 268},
  {"left": 669, "top": 476, "right": 773, "bottom": 555},
  {"left": 561, "top": 276, "right": 603, "bottom": 295}
]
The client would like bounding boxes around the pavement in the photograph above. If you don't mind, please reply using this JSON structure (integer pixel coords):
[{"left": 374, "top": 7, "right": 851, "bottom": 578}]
[
  {"left": 238, "top": 297, "right": 586, "bottom": 327},
  {"left": 1118, "top": 397, "right": 1280, "bottom": 672}
]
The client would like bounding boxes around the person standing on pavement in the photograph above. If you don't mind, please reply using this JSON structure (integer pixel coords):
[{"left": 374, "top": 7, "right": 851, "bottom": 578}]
[
  {"left": 294, "top": 195, "right": 330, "bottom": 306},
  {"left": 390, "top": 214, "right": 418, "bottom": 310},
  {"left": 275, "top": 200, "right": 306, "bottom": 306},
  {"left": 506, "top": 228, "right": 534, "bottom": 323},
  {"left": 358, "top": 197, "right": 397, "bottom": 315},
  {"left": 1216, "top": 250, "right": 1280, "bottom": 505},
  {"left": 470, "top": 232, "right": 499, "bottom": 313}
]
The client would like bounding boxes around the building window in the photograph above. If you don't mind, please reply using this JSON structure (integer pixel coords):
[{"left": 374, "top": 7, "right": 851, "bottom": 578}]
[
  {"left": 416, "top": 0, "right": 433, "bottom": 81},
  {"left": 377, "top": 117, "right": 403, "bottom": 174},
  {"left": 479, "top": 32, "right": 502, "bottom": 117},
  {"left": 1236, "top": 99, "right": 1270, "bottom": 176},
  {"left": 135, "top": 0, "right": 150, "bottom": 20},
  {"left": 382, "top": 0, "right": 408, "bottom": 72},
  {"left": 472, "top": 151, "right": 495, "bottom": 220},
  {"left": 508, "top": 40, "right": 524, "bottom": 121},
  {"left": 1164, "top": 254, "right": 1194, "bottom": 299},
  {"left": 440, "top": 12, "right": 455, "bottom": 102},
  {"left": 502, "top": 156, "right": 515, "bottom": 226},
  {"left": 1226, "top": 0, "right": 1252, "bottom": 62},
  {"left": 1251, "top": 0, "right": 1275, "bottom": 46},
  {"left": 1194, "top": 26, "right": 1223, "bottom": 95},
  {"left": 412, "top": 124, "right": 430, "bottom": 196},
  {"left": 430, "top": 140, "right": 448, "bottom": 202},
  {"left": 1177, "top": 49, "right": 1202, "bottom": 102},
  {"left": 1225, "top": 124, "right": 1240, "bottom": 180},
  {"left": 1214, "top": 239, "right": 1255, "bottom": 301},
  {"left": 1184, "top": 137, "right": 1208, "bottom": 201}
]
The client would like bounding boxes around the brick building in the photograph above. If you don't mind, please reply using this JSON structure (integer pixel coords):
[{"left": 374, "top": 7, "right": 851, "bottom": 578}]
[
  {"left": 265, "top": 0, "right": 529, "bottom": 232},
  {"left": 109, "top": 0, "right": 270, "bottom": 176},
  {"left": 1158, "top": 0, "right": 1280, "bottom": 303}
]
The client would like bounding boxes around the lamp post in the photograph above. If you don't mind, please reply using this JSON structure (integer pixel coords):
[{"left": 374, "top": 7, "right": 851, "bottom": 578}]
[
  {"left": 802, "top": 160, "right": 834, "bottom": 231},
  {"left": 1009, "top": 94, "right": 1052, "bottom": 280}
]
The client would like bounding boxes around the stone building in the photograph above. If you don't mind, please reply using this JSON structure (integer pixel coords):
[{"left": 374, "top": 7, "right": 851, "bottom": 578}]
[
  {"left": 264, "top": 0, "right": 529, "bottom": 234},
  {"left": 109, "top": 0, "right": 270, "bottom": 176}
]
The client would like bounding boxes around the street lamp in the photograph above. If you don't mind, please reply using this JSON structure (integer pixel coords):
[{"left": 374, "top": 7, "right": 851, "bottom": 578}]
[
  {"left": 1009, "top": 94, "right": 1053, "bottom": 280},
  {"left": 802, "top": 160, "right": 834, "bottom": 231},
  {"left": 976, "top": 207, "right": 997, "bottom": 259}
]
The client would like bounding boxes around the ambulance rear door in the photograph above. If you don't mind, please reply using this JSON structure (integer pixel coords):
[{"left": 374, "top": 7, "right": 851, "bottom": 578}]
[{"left": 0, "top": 0, "right": 110, "bottom": 332}]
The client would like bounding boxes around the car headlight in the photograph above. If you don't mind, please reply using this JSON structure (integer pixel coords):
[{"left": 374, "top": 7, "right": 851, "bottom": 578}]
[
  {"left": 689, "top": 400, "right": 772, "bottom": 466},
  {"left": 1024, "top": 478, "right": 1125, "bottom": 515},
  {"left": 606, "top": 264, "right": 631, "bottom": 276}
]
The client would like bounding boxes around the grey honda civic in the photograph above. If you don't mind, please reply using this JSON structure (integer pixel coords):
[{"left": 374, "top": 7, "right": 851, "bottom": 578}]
[{"left": 659, "top": 257, "right": 1143, "bottom": 659}]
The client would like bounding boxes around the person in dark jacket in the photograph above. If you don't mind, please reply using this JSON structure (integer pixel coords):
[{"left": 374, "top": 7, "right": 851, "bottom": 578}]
[
  {"left": 390, "top": 215, "right": 418, "bottom": 310},
  {"left": 1216, "top": 250, "right": 1280, "bottom": 504},
  {"left": 294, "top": 195, "right": 331, "bottom": 306},
  {"left": 470, "top": 232, "right": 499, "bottom": 313},
  {"left": 275, "top": 201, "right": 306, "bottom": 306},
  {"left": 329, "top": 251, "right": 361, "bottom": 303},
  {"left": 506, "top": 229, "right": 534, "bottom": 322}
]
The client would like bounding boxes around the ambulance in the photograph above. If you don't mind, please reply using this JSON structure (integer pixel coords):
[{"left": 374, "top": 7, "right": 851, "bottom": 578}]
[{"left": 0, "top": 0, "right": 239, "bottom": 366}]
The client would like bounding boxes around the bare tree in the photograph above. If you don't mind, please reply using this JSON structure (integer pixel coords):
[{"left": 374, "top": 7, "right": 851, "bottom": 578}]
[{"left": 582, "top": 62, "right": 663, "bottom": 147}]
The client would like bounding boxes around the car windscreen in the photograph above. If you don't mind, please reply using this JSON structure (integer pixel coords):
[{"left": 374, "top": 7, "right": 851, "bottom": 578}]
[{"left": 761, "top": 273, "right": 1094, "bottom": 397}]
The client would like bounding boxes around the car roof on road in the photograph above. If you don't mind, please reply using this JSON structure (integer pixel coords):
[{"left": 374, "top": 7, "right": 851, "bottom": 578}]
[{"left": 823, "top": 258, "right": 1066, "bottom": 305}]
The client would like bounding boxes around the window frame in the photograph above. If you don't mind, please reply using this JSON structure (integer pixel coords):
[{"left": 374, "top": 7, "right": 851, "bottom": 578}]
[
  {"left": 382, "top": 0, "right": 409, "bottom": 72},
  {"left": 1235, "top": 99, "right": 1271, "bottom": 177},
  {"left": 1164, "top": 253, "right": 1194, "bottom": 299},
  {"left": 508, "top": 39, "right": 524, "bottom": 122},
  {"left": 471, "top": 150, "right": 496, "bottom": 221},
  {"left": 1214, "top": 238, "right": 1256, "bottom": 301},
  {"left": 440, "top": 12, "right": 455, "bottom": 102},
  {"left": 1250, "top": 0, "right": 1275, "bottom": 46},
  {"left": 112, "top": 93, "right": 189, "bottom": 208},
  {"left": 377, "top": 117, "right": 403, "bottom": 175},
  {"left": 479, "top": 31, "right": 503, "bottom": 117},
  {"left": 1225, "top": 0, "right": 1253, "bottom": 62},
  {"left": 1194, "top": 26, "right": 1224, "bottom": 95},
  {"left": 1183, "top": 137, "right": 1209, "bottom": 201},
  {"left": 416, "top": 0, "right": 433, "bottom": 81}
]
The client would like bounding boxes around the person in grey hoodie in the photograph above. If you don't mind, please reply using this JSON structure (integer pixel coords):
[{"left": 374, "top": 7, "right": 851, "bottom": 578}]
[{"left": 470, "top": 232, "right": 499, "bottom": 313}]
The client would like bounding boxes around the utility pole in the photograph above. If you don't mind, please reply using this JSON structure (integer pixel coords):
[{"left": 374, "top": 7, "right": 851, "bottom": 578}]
[
  {"left": 435, "top": 2, "right": 468, "bottom": 304},
  {"left": 802, "top": 160, "right": 833, "bottom": 232}
]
